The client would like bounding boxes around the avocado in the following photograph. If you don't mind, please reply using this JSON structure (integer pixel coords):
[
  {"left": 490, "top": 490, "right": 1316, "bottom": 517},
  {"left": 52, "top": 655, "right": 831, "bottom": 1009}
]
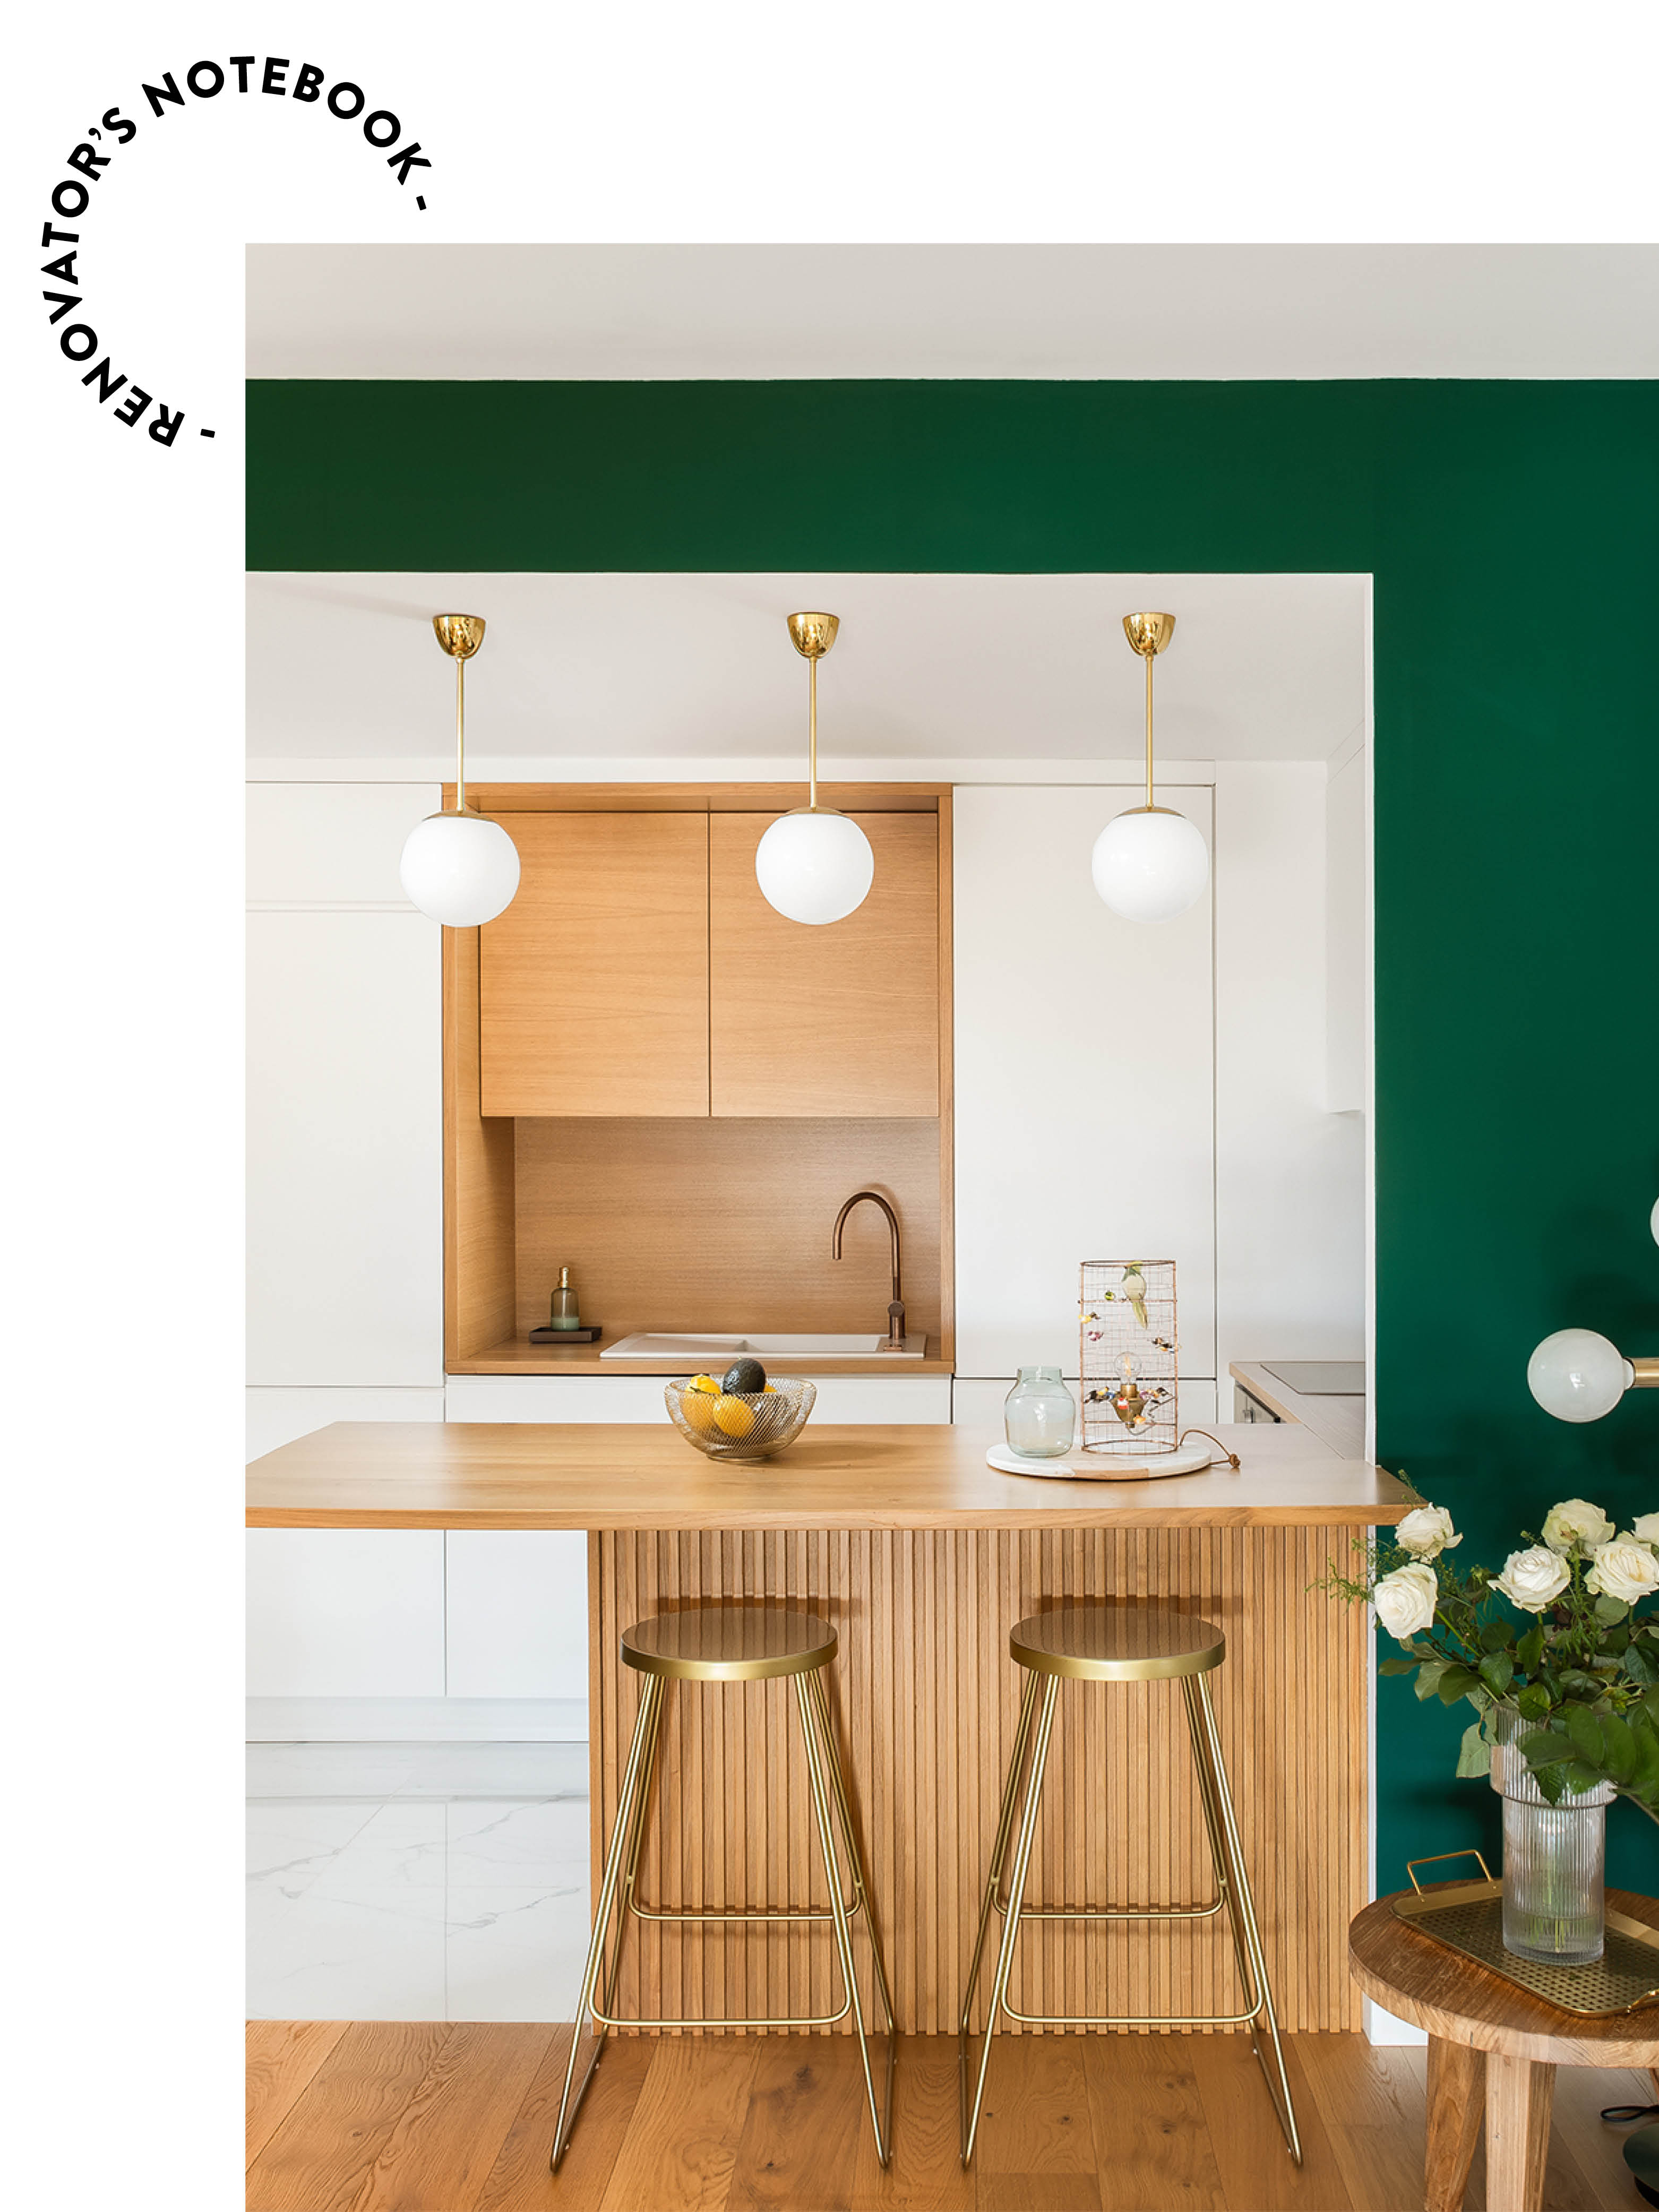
[{"left": 722, "top": 1357, "right": 767, "bottom": 1395}]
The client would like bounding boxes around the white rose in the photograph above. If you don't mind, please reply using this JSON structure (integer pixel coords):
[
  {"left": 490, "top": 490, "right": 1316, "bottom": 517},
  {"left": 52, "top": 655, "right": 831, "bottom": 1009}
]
[
  {"left": 1493, "top": 1545, "right": 1571, "bottom": 1613},
  {"left": 1372, "top": 1562, "right": 1439, "bottom": 1641},
  {"left": 1542, "top": 1498, "right": 1614, "bottom": 1555},
  {"left": 1396, "top": 1505, "right": 1462, "bottom": 1561},
  {"left": 1631, "top": 1512, "right": 1659, "bottom": 1550},
  {"left": 1586, "top": 1539, "right": 1659, "bottom": 1605}
]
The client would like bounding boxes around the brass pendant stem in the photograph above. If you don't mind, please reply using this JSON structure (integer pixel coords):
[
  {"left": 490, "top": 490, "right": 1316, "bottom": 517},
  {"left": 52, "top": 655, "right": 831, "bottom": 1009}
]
[
  {"left": 455, "top": 655, "right": 466, "bottom": 815},
  {"left": 1145, "top": 650, "right": 1155, "bottom": 810},
  {"left": 809, "top": 655, "right": 818, "bottom": 811}
]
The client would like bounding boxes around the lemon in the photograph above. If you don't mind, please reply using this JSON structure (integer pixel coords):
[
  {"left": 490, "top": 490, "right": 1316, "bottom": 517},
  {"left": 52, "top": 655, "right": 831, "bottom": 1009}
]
[
  {"left": 686, "top": 1375, "right": 719, "bottom": 1395},
  {"left": 713, "top": 1393, "right": 756, "bottom": 1439},
  {"left": 681, "top": 1388, "right": 719, "bottom": 1434},
  {"left": 762, "top": 1383, "right": 778, "bottom": 1395}
]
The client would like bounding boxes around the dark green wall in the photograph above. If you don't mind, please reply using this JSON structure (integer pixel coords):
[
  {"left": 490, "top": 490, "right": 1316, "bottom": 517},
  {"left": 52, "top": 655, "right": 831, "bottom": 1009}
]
[{"left": 248, "top": 377, "right": 1659, "bottom": 1890}]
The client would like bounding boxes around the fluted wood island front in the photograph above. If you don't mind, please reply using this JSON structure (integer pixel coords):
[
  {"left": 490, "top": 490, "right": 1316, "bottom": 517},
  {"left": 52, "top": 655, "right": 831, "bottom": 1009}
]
[{"left": 248, "top": 1421, "right": 1411, "bottom": 2036}]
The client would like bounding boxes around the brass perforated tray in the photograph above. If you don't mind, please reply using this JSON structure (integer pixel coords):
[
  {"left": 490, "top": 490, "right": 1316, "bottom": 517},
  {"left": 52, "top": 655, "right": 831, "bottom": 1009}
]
[{"left": 1393, "top": 1865, "right": 1659, "bottom": 2017}]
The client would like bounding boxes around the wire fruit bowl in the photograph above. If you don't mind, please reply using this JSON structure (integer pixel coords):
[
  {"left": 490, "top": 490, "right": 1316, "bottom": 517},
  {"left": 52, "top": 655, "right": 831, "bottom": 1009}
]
[{"left": 665, "top": 1376, "right": 816, "bottom": 1462}]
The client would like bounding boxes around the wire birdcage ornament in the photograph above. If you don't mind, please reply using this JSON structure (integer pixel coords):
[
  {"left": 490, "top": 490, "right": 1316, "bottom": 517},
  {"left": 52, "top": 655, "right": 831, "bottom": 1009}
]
[{"left": 1079, "top": 1260, "right": 1179, "bottom": 1457}]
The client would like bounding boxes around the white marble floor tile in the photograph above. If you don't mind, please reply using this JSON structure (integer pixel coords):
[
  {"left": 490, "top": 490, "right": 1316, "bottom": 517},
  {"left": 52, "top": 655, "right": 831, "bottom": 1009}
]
[
  {"left": 445, "top": 1798, "right": 591, "bottom": 1885},
  {"left": 304, "top": 1802, "right": 450, "bottom": 1899},
  {"left": 445, "top": 1879, "right": 590, "bottom": 2023},
  {"left": 246, "top": 1802, "right": 382, "bottom": 1903},
  {"left": 247, "top": 1886, "right": 448, "bottom": 2021}
]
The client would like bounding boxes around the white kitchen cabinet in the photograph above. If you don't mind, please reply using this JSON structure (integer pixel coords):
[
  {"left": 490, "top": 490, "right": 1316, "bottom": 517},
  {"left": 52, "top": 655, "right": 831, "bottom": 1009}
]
[
  {"left": 246, "top": 1384, "right": 445, "bottom": 1461},
  {"left": 246, "top": 1530, "right": 445, "bottom": 1697},
  {"left": 444, "top": 1374, "right": 951, "bottom": 1423},
  {"left": 247, "top": 781, "right": 439, "bottom": 907},
  {"left": 247, "top": 910, "right": 442, "bottom": 1385},
  {"left": 952, "top": 785, "right": 1216, "bottom": 1383},
  {"left": 445, "top": 1532, "right": 589, "bottom": 1698}
]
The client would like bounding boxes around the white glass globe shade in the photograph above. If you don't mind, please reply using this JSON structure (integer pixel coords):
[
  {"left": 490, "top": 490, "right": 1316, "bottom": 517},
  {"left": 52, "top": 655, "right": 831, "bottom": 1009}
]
[
  {"left": 1651, "top": 1193, "right": 1658, "bottom": 1246},
  {"left": 1526, "top": 1328, "right": 1634, "bottom": 1423},
  {"left": 1090, "top": 807, "right": 1210, "bottom": 923},
  {"left": 399, "top": 812, "right": 521, "bottom": 926},
  {"left": 754, "top": 811, "right": 874, "bottom": 925}
]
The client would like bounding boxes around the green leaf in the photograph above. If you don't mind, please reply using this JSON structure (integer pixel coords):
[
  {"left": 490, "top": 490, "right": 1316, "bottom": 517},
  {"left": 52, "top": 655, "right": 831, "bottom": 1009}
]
[
  {"left": 1519, "top": 1729, "right": 1580, "bottom": 1767},
  {"left": 1414, "top": 1660, "right": 1449, "bottom": 1702},
  {"left": 1533, "top": 1762, "right": 1567, "bottom": 1805},
  {"left": 1595, "top": 1595, "right": 1630, "bottom": 1626},
  {"left": 1479, "top": 1653, "right": 1514, "bottom": 1698},
  {"left": 1565, "top": 1704, "right": 1605, "bottom": 1765},
  {"left": 1480, "top": 1619, "right": 1512, "bottom": 1652},
  {"left": 1436, "top": 1666, "right": 1480, "bottom": 1705},
  {"left": 1455, "top": 1721, "right": 1492, "bottom": 1778},
  {"left": 1563, "top": 1761, "right": 1608, "bottom": 1794},
  {"left": 1600, "top": 1712, "right": 1639, "bottom": 1784},
  {"left": 1516, "top": 1682, "right": 1552, "bottom": 1721},
  {"left": 1378, "top": 1656, "right": 1417, "bottom": 1677},
  {"left": 1516, "top": 1624, "right": 1545, "bottom": 1674}
]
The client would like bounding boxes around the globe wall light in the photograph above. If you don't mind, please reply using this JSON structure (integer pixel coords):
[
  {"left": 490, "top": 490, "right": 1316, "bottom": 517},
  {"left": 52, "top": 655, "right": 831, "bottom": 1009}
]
[{"left": 398, "top": 614, "right": 521, "bottom": 927}]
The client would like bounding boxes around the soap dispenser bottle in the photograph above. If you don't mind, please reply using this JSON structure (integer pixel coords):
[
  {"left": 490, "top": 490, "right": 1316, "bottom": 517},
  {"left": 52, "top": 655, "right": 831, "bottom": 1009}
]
[{"left": 549, "top": 1267, "right": 581, "bottom": 1332}]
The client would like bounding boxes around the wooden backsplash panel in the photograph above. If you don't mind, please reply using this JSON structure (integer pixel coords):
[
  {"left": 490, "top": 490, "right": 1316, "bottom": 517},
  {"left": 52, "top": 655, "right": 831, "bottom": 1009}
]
[{"left": 512, "top": 1118, "right": 941, "bottom": 1339}]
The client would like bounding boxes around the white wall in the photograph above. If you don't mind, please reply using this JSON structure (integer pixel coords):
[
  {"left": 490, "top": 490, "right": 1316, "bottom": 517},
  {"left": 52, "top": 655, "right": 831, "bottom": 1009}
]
[{"left": 1214, "top": 762, "right": 1367, "bottom": 1384}]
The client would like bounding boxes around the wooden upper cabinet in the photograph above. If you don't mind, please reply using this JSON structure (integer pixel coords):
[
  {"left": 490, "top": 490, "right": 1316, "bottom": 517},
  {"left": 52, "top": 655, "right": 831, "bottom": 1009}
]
[
  {"left": 710, "top": 812, "right": 940, "bottom": 1117},
  {"left": 478, "top": 813, "right": 710, "bottom": 1116}
]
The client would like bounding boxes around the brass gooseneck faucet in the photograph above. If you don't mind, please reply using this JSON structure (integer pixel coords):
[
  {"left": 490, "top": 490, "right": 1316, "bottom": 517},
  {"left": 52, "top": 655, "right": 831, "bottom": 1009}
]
[{"left": 832, "top": 1190, "right": 906, "bottom": 1352}]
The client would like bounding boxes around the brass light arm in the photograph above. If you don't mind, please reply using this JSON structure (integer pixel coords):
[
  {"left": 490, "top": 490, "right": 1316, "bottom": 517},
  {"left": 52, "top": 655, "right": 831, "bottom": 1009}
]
[
  {"left": 1634, "top": 1357, "right": 1659, "bottom": 1389},
  {"left": 832, "top": 1190, "right": 905, "bottom": 1352}
]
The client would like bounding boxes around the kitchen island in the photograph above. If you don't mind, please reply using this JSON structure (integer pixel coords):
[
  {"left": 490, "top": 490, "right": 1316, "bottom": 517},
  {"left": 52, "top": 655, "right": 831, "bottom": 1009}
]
[{"left": 248, "top": 1421, "right": 1411, "bottom": 2036}]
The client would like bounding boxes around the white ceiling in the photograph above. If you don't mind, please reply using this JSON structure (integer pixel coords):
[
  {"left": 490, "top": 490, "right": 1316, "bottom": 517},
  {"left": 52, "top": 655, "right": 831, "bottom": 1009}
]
[
  {"left": 246, "top": 572, "right": 1367, "bottom": 766},
  {"left": 245, "top": 244, "right": 1659, "bottom": 381}
]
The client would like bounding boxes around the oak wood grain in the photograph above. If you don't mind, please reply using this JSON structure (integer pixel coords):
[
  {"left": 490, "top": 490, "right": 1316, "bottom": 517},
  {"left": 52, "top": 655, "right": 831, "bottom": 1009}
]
[
  {"left": 710, "top": 813, "right": 941, "bottom": 1118},
  {"left": 245, "top": 2021, "right": 453, "bottom": 2212},
  {"left": 479, "top": 811, "right": 711, "bottom": 1118},
  {"left": 443, "top": 925, "right": 515, "bottom": 1367},
  {"left": 1486, "top": 2053, "right": 1556, "bottom": 2212},
  {"left": 1424, "top": 2036, "right": 1485, "bottom": 2212},
  {"left": 1298, "top": 2032, "right": 1431, "bottom": 2212},
  {"left": 1082, "top": 2033, "right": 1228, "bottom": 2210},
  {"left": 472, "top": 2025, "right": 655, "bottom": 2211},
  {"left": 1189, "top": 2035, "right": 1352, "bottom": 2210},
  {"left": 456, "top": 782, "right": 947, "bottom": 815},
  {"left": 727, "top": 2036, "right": 870, "bottom": 2210},
  {"left": 345, "top": 2021, "right": 553, "bottom": 2212},
  {"left": 246, "top": 2020, "right": 349, "bottom": 2170},
  {"left": 595, "top": 2036, "right": 760, "bottom": 2211},
  {"left": 247, "top": 1421, "right": 1414, "bottom": 1533},
  {"left": 510, "top": 1116, "right": 943, "bottom": 1342}
]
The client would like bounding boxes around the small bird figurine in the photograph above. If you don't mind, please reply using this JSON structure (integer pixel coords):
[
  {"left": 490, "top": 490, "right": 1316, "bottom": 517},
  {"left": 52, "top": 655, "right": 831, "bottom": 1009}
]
[
  {"left": 1150, "top": 1336, "right": 1175, "bottom": 1355},
  {"left": 1121, "top": 1263, "right": 1149, "bottom": 1331}
]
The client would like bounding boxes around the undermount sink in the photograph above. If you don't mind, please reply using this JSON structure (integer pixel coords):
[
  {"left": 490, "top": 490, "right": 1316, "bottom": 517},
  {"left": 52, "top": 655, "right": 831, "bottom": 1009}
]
[{"left": 601, "top": 1330, "right": 926, "bottom": 1362}]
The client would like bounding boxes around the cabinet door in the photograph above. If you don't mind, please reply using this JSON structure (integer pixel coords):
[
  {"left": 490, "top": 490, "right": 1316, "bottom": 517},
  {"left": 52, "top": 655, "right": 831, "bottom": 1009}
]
[
  {"left": 479, "top": 812, "right": 710, "bottom": 1116},
  {"left": 246, "top": 1530, "right": 445, "bottom": 1697},
  {"left": 709, "top": 812, "right": 940, "bottom": 1116}
]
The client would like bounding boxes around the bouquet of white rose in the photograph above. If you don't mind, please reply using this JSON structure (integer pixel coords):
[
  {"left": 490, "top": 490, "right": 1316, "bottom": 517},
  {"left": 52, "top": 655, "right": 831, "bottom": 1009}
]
[{"left": 1326, "top": 1495, "right": 1659, "bottom": 1825}]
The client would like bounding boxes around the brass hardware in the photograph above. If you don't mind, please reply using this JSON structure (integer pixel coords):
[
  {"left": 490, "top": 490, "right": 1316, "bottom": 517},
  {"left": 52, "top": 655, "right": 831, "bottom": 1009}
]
[
  {"left": 1122, "top": 609, "right": 1176, "bottom": 811},
  {"left": 431, "top": 613, "right": 485, "bottom": 659},
  {"left": 1406, "top": 1847, "right": 1493, "bottom": 1893},
  {"left": 1392, "top": 1878, "right": 1659, "bottom": 2016},
  {"left": 787, "top": 610, "right": 840, "bottom": 813},
  {"left": 1632, "top": 1356, "right": 1659, "bottom": 1388},
  {"left": 832, "top": 1189, "right": 905, "bottom": 1349},
  {"left": 432, "top": 613, "right": 486, "bottom": 813},
  {"left": 959, "top": 1604, "right": 1300, "bottom": 2170},
  {"left": 551, "top": 1604, "right": 895, "bottom": 2170},
  {"left": 1178, "top": 1426, "right": 1243, "bottom": 1470}
]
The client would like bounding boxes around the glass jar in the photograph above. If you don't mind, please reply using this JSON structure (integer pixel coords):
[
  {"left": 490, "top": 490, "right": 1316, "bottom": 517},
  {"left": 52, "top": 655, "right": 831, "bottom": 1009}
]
[
  {"left": 1003, "top": 1367, "right": 1076, "bottom": 1459},
  {"left": 1490, "top": 1702, "right": 1613, "bottom": 1965}
]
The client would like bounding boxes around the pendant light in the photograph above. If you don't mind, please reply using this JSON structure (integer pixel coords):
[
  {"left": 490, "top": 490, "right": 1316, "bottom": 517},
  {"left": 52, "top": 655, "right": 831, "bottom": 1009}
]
[
  {"left": 399, "top": 614, "right": 521, "bottom": 927},
  {"left": 1526, "top": 1193, "right": 1659, "bottom": 1421},
  {"left": 1090, "top": 612, "right": 1210, "bottom": 924},
  {"left": 754, "top": 612, "right": 874, "bottom": 926}
]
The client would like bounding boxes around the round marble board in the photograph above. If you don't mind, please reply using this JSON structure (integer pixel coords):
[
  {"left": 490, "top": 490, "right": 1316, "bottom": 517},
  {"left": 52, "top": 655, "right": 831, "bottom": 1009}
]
[{"left": 985, "top": 1439, "right": 1221, "bottom": 1482}]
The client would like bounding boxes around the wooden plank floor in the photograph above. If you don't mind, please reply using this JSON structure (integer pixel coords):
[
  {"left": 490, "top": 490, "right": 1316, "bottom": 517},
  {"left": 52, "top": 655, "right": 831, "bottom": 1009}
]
[{"left": 246, "top": 2024, "right": 1654, "bottom": 2211}]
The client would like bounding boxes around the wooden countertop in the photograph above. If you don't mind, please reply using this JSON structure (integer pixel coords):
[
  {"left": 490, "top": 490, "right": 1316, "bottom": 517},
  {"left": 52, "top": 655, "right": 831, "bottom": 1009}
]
[
  {"left": 450, "top": 1328, "right": 952, "bottom": 1377},
  {"left": 246, "top": 1419, "right": 1413, "bottom": 1532},
  {"left": 1230, "top": 1359, "right": 1368, "bottom": 1459}
]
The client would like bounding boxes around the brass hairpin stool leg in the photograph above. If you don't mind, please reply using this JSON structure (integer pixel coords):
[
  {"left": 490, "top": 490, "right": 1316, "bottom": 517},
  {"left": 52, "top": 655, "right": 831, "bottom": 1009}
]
[
  {"left": 958, "top": 1603, "right": 1300, "bottom": 2170},
  {"left": 551, "top": 1605, "right": 895, "bottom": 2174}
]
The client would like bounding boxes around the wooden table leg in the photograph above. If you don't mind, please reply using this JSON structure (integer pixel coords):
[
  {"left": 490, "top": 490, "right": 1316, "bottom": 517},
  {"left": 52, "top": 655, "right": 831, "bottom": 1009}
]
[
  {"left": 1425, "top": 2036, "right": 1485, "bottom": 2212},
  {"left": 1485, "top": 2051, "right": 1555, "bottom": 2212}
]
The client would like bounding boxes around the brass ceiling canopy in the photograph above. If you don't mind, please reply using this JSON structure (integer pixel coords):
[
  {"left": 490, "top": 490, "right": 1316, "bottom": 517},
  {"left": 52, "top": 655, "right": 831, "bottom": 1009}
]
[
  {"left": 432, "top": 613, "right": 486, "bottom": 660},
  {"left": 1122, "top": 611, "right": 1176, "bottom": 658},
  {"left": 787, "top": 610, "right": 840, "bottom": 660}
]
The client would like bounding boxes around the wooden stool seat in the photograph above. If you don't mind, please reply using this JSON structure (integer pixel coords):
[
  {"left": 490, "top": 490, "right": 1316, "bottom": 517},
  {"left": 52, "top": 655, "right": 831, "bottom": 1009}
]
[
  {"left": 621, "top": 1604, "right": 836, "bottom": 1681},
  {"left": 1349, "top": 1886, "right": 1659, "bottom": 2212},
  {"left": 1009, "top": 1602, "right": 1225, "bottom": 1680}
]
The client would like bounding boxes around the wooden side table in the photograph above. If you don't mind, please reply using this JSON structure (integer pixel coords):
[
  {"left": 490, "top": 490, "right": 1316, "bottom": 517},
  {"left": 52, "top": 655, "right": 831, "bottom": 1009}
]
[{"left": 1349, "top": 1887, "right": 1659, "bottom": 2212}]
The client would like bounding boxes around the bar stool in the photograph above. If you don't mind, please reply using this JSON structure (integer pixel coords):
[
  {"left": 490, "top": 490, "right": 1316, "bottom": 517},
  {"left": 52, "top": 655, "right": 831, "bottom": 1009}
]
[
  {"left": 958, "top": 1603, "right": 1300, "bottom": 2167},
  {"left": 552, "top": 1604, "right": 896, "bottom": 2171}
]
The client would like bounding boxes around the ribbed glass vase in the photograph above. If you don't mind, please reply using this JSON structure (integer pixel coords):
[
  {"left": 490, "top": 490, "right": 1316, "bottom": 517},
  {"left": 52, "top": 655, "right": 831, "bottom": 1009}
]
[{"left": 1490, "top": 1703, "right": 1613, "bottom": 1966}]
